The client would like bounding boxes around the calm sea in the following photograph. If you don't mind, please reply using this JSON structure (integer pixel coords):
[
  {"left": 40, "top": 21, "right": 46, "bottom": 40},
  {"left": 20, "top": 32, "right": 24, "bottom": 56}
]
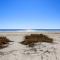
[{"left": 0, "top": 29, "right": 60, "bottom": 32}]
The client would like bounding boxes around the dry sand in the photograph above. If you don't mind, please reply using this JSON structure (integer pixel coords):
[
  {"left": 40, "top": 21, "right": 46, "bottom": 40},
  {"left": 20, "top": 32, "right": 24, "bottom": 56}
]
[{"left": 0, "top": 32, "right": 60, "bottom": 60}]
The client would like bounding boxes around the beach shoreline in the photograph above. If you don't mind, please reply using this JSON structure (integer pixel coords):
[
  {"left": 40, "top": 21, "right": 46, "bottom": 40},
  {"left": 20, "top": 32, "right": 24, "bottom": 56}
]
[{"left": 0, "top": 32, "right": 60, "bottom": 60}]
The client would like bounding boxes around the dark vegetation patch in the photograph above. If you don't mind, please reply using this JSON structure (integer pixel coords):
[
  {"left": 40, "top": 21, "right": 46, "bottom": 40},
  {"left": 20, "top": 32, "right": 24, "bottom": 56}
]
[
  {"left": 20, "top": 34, "right": 53, "bottom": 47},
  {"left": 0, "top": 36, "right": 13, "bottom": 49}
]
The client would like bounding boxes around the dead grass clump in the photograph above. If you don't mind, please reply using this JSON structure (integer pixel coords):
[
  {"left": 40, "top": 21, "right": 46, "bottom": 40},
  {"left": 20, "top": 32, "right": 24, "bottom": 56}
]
[
  {"left": 0, "top": 36, "right": 12, "bottom": 49},
  {"left": 20, "top": 34, "right": 53, "bottom": 47}
]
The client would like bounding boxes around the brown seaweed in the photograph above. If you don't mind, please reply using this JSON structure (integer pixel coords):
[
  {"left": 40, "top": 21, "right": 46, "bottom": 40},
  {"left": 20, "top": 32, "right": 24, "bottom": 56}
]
[
  {"left": 20, "top": 34, "right": 53, "bottom": 47},
  {"left": 0, "top": 36, "right": 13, "bottom": 49}
]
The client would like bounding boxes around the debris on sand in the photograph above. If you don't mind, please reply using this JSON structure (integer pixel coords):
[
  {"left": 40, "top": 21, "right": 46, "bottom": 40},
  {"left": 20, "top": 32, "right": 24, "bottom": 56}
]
[
  {"left": 20, "top": 34, "right": 53, "bottom": 47},
  {"left": 0, "top": 36, "right": 12, "bottom": 49}
]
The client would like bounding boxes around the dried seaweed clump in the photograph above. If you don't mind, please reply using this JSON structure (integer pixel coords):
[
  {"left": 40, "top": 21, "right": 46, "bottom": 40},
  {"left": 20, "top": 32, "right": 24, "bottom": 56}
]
[
  {"left": 0, "top": 36, "right": 12, "bottom": 49},
  {"left": 20, "top": 34, "right": 53, "bottom": 47}
]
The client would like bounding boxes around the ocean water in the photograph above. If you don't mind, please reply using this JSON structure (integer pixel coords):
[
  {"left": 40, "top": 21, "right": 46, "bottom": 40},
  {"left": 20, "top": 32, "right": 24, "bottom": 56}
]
[{"left": 0, "top": 29, "right": 60, "bottom": 32}]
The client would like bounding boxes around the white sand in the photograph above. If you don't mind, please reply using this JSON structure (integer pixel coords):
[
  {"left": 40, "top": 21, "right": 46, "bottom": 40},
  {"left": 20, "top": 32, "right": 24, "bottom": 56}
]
[{"left": 0, "top": 32, "right": 60, "bottom": 60}]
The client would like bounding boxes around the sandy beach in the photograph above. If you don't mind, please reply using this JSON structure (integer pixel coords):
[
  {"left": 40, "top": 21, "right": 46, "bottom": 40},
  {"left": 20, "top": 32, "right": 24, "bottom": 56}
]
[{"left": 0, "top": 32, "right": 60, "bottom": 60}]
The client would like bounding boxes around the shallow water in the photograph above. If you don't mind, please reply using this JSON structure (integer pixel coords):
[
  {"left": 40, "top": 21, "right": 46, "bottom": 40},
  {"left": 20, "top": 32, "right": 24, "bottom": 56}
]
[{"left": 0, "top": 29, "right": 60, "bottom": 32}]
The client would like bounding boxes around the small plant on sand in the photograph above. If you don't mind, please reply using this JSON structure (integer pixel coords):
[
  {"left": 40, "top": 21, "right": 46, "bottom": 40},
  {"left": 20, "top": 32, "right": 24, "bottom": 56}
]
[
  {"left": 0, "top": 36, "right": 12, "bottom": 49},
  {"left": 20, "top": 34, "right": 53, "bottom": 47}
]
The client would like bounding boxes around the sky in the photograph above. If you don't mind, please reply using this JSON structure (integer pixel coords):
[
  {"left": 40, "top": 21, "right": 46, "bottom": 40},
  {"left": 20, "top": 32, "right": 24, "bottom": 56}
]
[{"left": 0, "top": 0, "right": 60, "bottom": 29}]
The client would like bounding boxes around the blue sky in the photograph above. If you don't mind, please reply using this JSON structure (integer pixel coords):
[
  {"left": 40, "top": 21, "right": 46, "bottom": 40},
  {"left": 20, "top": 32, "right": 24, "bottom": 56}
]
[{"left": 0, "top": 0, "right": 60, "bottom": 29}]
